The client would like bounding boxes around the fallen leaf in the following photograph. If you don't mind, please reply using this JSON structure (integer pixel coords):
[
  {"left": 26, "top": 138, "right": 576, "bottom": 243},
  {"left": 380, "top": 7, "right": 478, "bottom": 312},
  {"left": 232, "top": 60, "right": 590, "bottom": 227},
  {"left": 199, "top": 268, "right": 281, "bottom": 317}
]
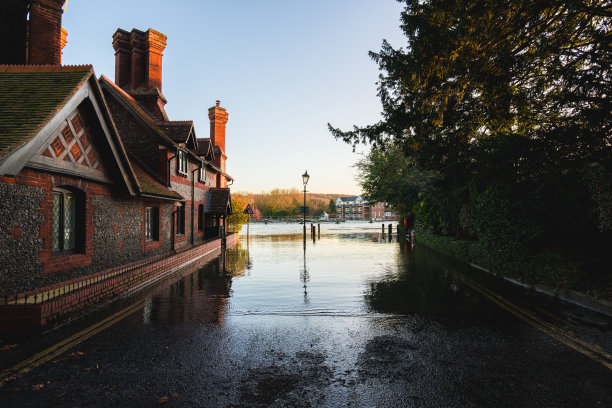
[
  {"left": 7, "top": 387, "right": 21, "bottom": 393},
  {"left": 31, "top": 383, "right": 45, "bottom": 391},
  {"left": 170, "top": 392, "right": 179, "bottom": 397},
  {"left": 158, "top": 396, "right": 169, "bottom": 403},
  {"left": 0, "top": 344, "right": 18, "bottom": 351},
  {"left": 83, "top": 367, "right": 92, "bottom": 373},
  {"left": 58, "top": 392, "right": 66, "bottom": 398}
]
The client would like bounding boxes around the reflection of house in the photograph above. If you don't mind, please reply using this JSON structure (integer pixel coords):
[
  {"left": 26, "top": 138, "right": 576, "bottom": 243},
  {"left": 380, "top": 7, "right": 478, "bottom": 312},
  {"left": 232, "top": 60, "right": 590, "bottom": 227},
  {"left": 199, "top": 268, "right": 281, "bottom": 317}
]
[
  {"left": 0, "top": 1, "right": 235, "bottom": 329},
  {"left": 335, "top": 196, "right": 397, "bottom": 221},
  {"left": 319, "top": 211, "right": 329, "bottom": 221}
]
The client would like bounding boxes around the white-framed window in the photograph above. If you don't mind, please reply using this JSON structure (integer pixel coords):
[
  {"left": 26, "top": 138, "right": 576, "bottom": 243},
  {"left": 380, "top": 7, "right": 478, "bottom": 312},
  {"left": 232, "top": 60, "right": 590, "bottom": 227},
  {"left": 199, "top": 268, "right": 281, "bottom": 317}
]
[
  {"left": 177, "top": 150, "right": 188, "bottom": 176},
  {"left": 199, "top": 163, "right": 206, "bottom": 183}
]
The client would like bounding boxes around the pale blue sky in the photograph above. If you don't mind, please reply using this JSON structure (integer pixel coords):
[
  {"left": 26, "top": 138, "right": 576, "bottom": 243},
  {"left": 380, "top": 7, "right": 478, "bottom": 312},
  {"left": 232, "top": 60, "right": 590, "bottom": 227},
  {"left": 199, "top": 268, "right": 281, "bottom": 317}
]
[{"left": 62, "top": 0, "right": 405, "bottom": 194}]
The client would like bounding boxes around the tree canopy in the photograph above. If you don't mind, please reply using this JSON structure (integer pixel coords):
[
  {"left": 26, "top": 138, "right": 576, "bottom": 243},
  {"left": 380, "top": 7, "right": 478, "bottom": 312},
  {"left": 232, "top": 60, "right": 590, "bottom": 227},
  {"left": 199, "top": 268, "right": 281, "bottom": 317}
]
[{"left": 330, "top": 0, "right": 611, "bottom": 285}]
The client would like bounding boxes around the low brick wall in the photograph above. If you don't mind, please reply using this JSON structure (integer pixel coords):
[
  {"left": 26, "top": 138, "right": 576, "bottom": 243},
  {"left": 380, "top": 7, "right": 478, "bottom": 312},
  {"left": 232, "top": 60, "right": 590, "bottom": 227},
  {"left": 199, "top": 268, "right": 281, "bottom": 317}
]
[{"left": 0, "top": 233, "right": 237, "bottom": 331}]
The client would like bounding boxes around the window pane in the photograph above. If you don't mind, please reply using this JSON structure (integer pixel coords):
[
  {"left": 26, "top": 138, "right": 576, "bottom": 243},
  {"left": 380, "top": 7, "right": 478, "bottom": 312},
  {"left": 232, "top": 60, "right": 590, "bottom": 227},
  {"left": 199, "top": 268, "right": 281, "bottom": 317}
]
[
  {"left": 64, "top": 193, "right": 76, "bottom": 250},
  {"left": 146, "top": 207, "right": 159, "bottom": 241},
  {"left": 146, "top": 207, "right": 152, "bottom": 240},
  {"left": 176, "top": 203, "right": 185, "bottom": 234},
  {"left": 52, "top": 193, "right": 61, "bottom": 251}
]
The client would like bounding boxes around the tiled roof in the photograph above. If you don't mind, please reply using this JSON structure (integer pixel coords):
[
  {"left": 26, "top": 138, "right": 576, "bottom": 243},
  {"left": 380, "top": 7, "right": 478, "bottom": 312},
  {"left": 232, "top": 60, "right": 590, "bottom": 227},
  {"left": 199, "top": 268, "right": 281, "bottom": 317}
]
[
  {"left": 157, "top": 121, "right": 193, "bottom": 144},
  {"left": 206, "top": 188, "right": 232, "bottom": 215},
  {"left": 131, "top": 161, "right": 182, "bottom": 200},
  {"left": 121, "top": 140, "right": 181, "bottom": 200},
  {"left": 339, "top": 196, "right": 360, "bottom": 202},
  {"left": 98, "top": 75, "right": 175, "bottom": 148},
  {"left": 195, "top": 138, "right": 213, "bottom": 158},
  {"left": 0, "top": 65, "right": 93, "bottom": 160}
]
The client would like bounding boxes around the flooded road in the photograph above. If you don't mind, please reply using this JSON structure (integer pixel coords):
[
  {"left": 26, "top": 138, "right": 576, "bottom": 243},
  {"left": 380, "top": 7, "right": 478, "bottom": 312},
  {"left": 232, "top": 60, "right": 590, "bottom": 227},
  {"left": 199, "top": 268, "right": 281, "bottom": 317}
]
[{"left": 1, "top": 222, "right": 611, "bottom": 407}]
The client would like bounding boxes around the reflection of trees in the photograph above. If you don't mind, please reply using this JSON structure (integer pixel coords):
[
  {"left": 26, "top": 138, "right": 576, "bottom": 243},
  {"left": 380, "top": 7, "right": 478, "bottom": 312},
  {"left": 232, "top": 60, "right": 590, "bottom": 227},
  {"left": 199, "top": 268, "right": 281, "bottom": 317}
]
[
  {"left": 365, "top": 245, "right": 475, "bottom": 314},
  {"left": 225, "top": 242, "right": 249, "bottom": 277},
  {"left": 146, "top": 244, "right": 252, "bottom": 325}
]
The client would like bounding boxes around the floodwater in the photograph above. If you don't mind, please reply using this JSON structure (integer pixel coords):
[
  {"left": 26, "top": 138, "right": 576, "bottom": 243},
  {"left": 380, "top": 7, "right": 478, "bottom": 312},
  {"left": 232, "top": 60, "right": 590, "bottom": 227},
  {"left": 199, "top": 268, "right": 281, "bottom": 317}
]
[
  {"left": 146, "top": 221, "right": 481, "bottom": 324},
  {"left": 1, "top": 222, "right": 611, "bottom": 407}
]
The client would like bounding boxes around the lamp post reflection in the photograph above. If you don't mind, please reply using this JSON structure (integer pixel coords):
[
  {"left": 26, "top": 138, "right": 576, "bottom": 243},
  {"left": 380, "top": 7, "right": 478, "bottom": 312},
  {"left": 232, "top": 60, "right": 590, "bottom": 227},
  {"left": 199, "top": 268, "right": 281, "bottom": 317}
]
[
  {"left": 301, "top": 170, "right": 310, "bottom": 302},
  {"left": 301, "top": 236, "right": 310, "bottom": 303}
]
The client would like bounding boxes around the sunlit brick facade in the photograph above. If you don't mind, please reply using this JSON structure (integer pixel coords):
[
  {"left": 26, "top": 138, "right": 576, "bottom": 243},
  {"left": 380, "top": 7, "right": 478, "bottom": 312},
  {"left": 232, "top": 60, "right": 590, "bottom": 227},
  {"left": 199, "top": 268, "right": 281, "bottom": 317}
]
[
  {"left": 0, "top": 1, "right": 235, "bottom": 329},
  {"left": 335, "top": 196, "right": 397, "bottom": 221}
]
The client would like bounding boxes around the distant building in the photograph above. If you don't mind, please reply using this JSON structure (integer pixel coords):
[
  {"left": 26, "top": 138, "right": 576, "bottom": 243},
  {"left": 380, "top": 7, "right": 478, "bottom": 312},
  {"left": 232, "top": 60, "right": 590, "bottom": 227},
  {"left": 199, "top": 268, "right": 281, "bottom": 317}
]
[
  {"left": 335, "top": 196, "right": 397, "bottom": 221},
  {"left": 319, "top": 211, "right": 329, "bottom": 221}
]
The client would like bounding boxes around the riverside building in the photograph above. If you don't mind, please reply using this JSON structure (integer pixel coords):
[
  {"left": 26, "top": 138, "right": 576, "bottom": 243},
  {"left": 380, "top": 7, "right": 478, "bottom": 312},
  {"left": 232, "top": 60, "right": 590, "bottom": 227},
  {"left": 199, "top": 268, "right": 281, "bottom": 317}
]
[{"left": 0, "top": 0, "right": 234, "bottom": 330}]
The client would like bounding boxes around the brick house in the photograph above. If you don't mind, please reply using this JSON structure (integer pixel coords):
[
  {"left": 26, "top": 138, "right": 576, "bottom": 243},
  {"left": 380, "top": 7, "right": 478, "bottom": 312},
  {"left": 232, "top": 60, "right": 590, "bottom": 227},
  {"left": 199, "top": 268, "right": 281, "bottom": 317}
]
[
  {"left": 335, "top": 196, "right": 396, "bottom": 221},
  {"left": 0, "top": 0, "right": 234, "bottom": 328}
]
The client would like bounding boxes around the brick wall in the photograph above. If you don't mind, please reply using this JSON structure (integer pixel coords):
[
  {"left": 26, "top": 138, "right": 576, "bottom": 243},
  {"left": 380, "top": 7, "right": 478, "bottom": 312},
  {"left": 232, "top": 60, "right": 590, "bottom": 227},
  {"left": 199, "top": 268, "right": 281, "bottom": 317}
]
[
  {"left": 0, "top": 234, "right": 237, "bottom": 331},
  {"left": 169, "top": 157, "right": 211, "bottom": 247},
  {"left": 28, "top": 0, "right": 66, "bottom": 65},
  {"left": 0, "top": 178, "right": 45, "bottom": 295},
  {"left": 104, "top": 96, "right": 161, "bottom": 170},
  {"left": 0, "top": 168, "right": 175, "bottom": 298}
]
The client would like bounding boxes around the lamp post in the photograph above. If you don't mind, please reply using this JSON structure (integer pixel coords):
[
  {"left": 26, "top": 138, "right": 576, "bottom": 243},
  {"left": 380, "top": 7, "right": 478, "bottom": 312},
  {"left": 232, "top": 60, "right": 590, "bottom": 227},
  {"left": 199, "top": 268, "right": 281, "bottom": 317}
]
[
  {"left": 302, "top": 170, "right": 309, "bottom": 223},
  {"left": 302, "top": 170, "right": 309, "bottom": 238}
]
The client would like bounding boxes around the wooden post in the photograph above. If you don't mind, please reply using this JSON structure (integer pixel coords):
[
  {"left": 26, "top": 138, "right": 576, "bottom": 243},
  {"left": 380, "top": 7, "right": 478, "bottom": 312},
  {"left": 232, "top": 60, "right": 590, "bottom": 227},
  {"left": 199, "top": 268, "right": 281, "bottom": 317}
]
[
  {"left": 317, "top": 223, "right": 320, "bottom": 239},
  {"left": 382, "top": 223, "right": 385, "bottom": 235},
  {"left": 388, "top": 224, "right": 392, "bottom": 236}
]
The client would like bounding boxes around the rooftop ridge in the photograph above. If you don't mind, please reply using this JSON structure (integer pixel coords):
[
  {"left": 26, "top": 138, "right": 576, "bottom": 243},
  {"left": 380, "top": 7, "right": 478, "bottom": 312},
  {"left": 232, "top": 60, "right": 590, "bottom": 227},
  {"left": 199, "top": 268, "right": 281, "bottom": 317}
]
[
  {"left": 0, "top": 64, "right": 93, "bottom": 73},
  {"left": 156, "top": 120, "right": 193, "bottom": 126}
]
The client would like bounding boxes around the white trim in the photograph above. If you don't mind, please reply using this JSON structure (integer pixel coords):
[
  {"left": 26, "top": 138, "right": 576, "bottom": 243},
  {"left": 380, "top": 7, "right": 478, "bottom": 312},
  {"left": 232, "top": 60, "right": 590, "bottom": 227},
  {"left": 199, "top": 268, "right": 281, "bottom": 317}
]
[
  {"left": 0, "top": 85, "right": 90, "bottom": 176},
  {"left": 87, "top": 80, "right": 137, "bottom": 195}
]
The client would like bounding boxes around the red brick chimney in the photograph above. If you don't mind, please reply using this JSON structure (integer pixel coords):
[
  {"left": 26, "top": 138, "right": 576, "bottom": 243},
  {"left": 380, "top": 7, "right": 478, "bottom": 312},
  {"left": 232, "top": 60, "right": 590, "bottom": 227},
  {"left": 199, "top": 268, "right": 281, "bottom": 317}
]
[
  {"left": 112, "top": 28, "right": 168, "bottom": 121},
  {"left": 208, "top": 100, "right": 229, "bottom": 172},
  {"left": 0, "top": 0, "right": 67, "bottom": 65},
  {"left": 208, "top": 100, "right": 229, "bottom": 152},
  {"left": 28, "top": 0, "right": 67, "bottom": 65}
]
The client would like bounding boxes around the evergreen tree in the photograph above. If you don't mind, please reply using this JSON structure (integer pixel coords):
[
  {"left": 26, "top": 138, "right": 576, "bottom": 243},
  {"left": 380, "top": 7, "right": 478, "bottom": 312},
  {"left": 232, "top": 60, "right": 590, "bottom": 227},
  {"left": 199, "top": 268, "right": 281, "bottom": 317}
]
[{"left": 330, "top": 0, "right": 611, "bottom": 245}]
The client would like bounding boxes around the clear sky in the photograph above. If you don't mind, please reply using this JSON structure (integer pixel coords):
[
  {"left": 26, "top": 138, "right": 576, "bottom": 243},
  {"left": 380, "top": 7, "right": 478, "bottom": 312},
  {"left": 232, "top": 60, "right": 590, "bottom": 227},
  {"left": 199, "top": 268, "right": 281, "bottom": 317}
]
[{"left": 62, "top": 0, "right": 406, "bottom": 195}]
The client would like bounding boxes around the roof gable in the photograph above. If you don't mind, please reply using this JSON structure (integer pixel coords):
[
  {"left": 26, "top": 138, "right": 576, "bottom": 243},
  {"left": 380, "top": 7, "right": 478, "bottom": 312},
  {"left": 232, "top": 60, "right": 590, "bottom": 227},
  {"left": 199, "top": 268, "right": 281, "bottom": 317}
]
[
  {"left": 0, "top": 67, "right": 145, "bottom": 196},
  {"left": 157, "top": 121, "right": 196, "bottom": 149},
  {"left": 99, "top": 75, "right": 175, "bottom": 148},
  {"left": 205, "top": 188, "right": 232, "bottom": 215},
  {"left": 27, "top": 109, "right": 112, "bottom": 183},
  {"left": 196, "top": 137, "right": 214, "bottom": 161},
  {"left": 0, "top": 65, "right": 93, "bottom": 161}
]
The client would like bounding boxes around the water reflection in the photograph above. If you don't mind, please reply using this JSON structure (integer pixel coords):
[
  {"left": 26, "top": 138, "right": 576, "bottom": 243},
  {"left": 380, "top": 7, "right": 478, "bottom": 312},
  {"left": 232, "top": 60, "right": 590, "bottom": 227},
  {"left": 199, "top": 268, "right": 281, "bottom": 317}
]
[
  {"left": 142, "top": 243, "right": 250, "bottom": 325},
  {"left": 364, "top": 245, "right": 479, "bottom": 315},
  {"left": 301, "top": 236, "right": 310, "bottom": 304},
  {"left": 143, "top": 223, "right": 492, "bottom": 325}
]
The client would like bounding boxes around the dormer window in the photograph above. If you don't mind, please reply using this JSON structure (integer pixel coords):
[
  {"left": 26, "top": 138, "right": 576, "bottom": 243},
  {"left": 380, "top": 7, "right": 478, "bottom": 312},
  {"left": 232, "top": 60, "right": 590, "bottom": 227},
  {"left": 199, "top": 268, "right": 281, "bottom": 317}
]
[{"left": 177, "top": 150, "right": 188, "bottom": 176}]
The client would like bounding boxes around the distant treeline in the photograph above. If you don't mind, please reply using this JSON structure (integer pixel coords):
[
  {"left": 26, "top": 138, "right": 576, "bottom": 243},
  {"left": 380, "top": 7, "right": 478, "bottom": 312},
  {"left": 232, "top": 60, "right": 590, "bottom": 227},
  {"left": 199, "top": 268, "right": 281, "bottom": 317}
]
[{"left": 233, "top": 189, "right": 346, "bottom": 217}]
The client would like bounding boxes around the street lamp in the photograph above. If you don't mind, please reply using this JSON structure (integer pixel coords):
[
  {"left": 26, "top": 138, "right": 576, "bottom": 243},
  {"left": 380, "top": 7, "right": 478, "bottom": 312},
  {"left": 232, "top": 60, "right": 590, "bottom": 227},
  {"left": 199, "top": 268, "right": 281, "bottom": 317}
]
[{"left": 302, "top": 170, "right": 309, "bottom": 226}]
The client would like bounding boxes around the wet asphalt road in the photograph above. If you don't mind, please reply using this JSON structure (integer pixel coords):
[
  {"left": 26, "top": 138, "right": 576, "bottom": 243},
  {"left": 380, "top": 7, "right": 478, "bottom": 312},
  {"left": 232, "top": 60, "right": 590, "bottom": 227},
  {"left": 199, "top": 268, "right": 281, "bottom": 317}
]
[{"left": 1, "top": 222, "right": 611, "bottom": 407}]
